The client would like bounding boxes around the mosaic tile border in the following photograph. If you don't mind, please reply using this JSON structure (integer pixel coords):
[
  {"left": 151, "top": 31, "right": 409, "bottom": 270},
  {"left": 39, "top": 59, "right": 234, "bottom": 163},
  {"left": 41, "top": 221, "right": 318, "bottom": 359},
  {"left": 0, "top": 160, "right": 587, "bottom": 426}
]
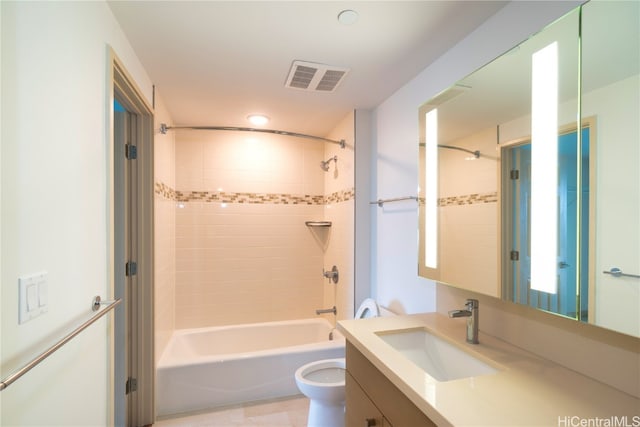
[
  {"left": 438, "top": 191, "right": 498, "bottom": 207},
  {"left": 155, "top": 181, "right": 354, "bottom": 205},
  {"left": 155, "top": 182, "right": 177, "bottom": 200}
]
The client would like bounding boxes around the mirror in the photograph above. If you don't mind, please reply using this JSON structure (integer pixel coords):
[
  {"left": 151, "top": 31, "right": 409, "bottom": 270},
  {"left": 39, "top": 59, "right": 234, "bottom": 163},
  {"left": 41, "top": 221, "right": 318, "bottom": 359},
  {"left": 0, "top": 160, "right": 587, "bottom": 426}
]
[{"left": 418, "top": 0, "right": 639, "bottom": 338}]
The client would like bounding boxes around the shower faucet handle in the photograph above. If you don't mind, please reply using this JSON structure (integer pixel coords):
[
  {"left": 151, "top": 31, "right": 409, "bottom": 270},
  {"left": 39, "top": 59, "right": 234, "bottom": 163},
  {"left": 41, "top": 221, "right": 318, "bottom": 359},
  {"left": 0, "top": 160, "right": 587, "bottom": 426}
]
[{"left": 322, "top": 266, "right": 339, "bottom": 284}]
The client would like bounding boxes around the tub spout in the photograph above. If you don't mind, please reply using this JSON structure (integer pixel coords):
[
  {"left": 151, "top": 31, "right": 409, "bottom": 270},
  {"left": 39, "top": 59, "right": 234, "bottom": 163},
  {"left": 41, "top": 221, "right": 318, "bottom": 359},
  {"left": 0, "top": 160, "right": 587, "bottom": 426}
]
[{"left": 316, "top": 306, "right": 337, "bottom": 315}]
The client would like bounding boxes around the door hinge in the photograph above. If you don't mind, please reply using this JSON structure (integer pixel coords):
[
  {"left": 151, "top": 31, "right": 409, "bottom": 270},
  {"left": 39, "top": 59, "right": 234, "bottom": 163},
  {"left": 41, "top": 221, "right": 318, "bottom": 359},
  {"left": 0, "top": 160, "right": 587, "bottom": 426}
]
[
  {"left": 126, "top": 377, "right": 137, "bottom": 394},
  {"left": 510, "top": 169, "right": 519, "bottom": 180},
  {"left": 125, "top": 144, "right": 137, "bottom": 160},
  {"left": 125, "top": 261, "right": 138, "bottom": 276},
  {"left": 510, "top": 250, "right": 520, "bottom": 261}
]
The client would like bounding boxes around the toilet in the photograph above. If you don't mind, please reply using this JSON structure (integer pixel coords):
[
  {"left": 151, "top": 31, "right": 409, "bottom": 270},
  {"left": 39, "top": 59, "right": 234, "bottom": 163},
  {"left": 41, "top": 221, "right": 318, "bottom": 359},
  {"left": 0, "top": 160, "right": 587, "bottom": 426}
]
[{"left": 295, "top": 299, "right": 379, "bottom": 427}]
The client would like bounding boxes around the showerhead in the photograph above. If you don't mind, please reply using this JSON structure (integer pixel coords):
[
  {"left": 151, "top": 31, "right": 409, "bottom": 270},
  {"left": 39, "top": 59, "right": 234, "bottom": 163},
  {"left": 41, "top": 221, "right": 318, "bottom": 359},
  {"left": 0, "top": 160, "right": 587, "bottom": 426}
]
[{"left": 320, "top": 155, "right": 337, "bottom": 171}]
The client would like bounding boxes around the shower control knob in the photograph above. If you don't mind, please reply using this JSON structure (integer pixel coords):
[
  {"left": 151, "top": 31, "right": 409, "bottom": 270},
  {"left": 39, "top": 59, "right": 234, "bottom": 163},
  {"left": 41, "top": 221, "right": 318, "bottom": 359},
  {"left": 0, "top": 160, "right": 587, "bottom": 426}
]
[{"left": 322, "top": 265, "right": 339, "bottom": 284}]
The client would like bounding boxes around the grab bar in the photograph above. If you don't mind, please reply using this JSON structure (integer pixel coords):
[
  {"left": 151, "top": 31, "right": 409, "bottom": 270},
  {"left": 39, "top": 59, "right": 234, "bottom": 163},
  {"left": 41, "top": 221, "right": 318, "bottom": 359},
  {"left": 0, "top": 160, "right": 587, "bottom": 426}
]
[
  {"left": 370, "top": 196, "right": 419, "bottom": 207},
  {"left": 0, "top": 296, "right": 122, "bottom": 391},
  {"left": 603, "top": 267, "right": 640, "bottom": 279}
]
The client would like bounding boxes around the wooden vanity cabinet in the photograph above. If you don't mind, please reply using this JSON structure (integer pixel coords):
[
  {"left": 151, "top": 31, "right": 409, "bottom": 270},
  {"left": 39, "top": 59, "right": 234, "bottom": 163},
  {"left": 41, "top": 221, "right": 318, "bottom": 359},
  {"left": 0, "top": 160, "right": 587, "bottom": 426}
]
[
  {"left": 346, "top": 371, "right": 389, "bottom": 427},
  {"left": 345, "top": 342, "right": 436, "bottom": 427}
]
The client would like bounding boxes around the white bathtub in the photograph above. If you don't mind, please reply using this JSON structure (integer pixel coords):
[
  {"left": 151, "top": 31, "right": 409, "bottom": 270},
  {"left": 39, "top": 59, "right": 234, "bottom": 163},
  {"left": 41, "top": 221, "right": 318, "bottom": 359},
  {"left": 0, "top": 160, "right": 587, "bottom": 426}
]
[{"left": 156, "top": 318, "right": 345, "bottom": 417}]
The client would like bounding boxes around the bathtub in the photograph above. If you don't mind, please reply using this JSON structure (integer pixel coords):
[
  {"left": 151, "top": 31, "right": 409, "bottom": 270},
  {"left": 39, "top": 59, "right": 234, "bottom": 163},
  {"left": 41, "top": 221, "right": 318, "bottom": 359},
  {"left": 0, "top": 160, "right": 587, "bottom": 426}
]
[{"left": 156, "top": 318, "right": 345, "bottom": 416}]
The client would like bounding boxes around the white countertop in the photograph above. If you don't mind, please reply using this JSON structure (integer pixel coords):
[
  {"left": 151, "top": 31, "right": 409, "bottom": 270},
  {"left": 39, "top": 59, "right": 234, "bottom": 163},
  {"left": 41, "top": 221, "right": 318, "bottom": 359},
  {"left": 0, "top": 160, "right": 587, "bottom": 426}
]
[{"left": 338, "top": 313, "right": 640, "bottom": 427}]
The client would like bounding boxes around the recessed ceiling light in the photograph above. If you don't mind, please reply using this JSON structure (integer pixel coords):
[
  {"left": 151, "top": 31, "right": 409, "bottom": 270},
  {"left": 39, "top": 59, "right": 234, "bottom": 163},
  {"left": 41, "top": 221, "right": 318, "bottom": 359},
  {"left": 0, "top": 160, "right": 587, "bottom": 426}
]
[
  {"left": 247, "top": 114, "right": 269, "bottom": 126},
  {"left": 338, "top": 9, "right": 358, "bottom": 25}
]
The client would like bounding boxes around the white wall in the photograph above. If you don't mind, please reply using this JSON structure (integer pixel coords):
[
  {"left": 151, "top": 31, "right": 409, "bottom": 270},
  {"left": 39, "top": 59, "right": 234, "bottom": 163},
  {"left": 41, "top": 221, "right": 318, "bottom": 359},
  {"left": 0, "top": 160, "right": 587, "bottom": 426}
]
[
  {"left": 373, "top": 95, "right": 437, "bottom": 315},
  {"left": 584, "top": 75, "right": 640, "bottom": 336},
  {"left": 1, "top": 1, "right": 152, "bottom": 425},
  {"left": 354, "top": 110, "right": 373, "bottom": 311}
]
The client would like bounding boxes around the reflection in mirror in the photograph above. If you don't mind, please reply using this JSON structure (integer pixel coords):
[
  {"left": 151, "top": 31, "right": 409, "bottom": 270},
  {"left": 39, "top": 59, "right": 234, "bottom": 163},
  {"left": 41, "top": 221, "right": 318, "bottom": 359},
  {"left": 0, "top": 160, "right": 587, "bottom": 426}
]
[
  {"left": 582, "top": 0, "right": 639, "bottom": 337},
  {"left": 502, "top": 121, "right": 592, "bottom": 321},
  {"left": 499, "top": 9, "right": 581, "bottom": 319},
  {"left": 418, "top": 106, "right": 501, "bottom": 297},
  {"left": 418, "top": 0, "right": 640, "bottom": 337}
]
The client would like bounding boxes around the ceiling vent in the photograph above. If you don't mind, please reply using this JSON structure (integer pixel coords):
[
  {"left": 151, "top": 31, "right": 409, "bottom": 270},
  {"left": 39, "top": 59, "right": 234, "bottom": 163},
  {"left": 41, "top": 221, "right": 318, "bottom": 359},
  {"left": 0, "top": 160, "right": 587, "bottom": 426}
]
[{"left": 285, "top": 61, "right": 349, "bottom": 92}]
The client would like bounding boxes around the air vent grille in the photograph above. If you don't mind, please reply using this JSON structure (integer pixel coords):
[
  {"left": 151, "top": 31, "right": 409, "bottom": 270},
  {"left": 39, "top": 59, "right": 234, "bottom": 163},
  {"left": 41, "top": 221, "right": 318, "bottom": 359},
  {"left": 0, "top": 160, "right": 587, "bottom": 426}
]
[
  {"left": 289, "top": 65, "right": 317, "bottom": 89},
  {"left": 285, "top": 61, "right": 349, "bottom": 92},
  {"left": 316, "top": 70, "right": 347, "bottom": 91}
]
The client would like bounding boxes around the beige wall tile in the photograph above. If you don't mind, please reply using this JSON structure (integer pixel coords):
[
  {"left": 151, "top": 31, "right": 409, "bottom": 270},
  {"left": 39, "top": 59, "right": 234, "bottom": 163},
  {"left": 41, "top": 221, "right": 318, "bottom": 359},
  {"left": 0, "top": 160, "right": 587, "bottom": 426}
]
[
  {"left": 167, "top": 113, "right": 355, "bottom": 329},
  {"left": 154, "top": 94, "right": 177, "bottom": 363}
]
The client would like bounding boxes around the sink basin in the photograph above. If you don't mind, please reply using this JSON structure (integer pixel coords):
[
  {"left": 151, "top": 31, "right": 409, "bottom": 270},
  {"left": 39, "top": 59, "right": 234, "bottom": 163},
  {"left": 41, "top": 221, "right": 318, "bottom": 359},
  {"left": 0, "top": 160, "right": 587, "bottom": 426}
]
[{"left": 376, "top": 328, "right": 499, "bottom": 381}]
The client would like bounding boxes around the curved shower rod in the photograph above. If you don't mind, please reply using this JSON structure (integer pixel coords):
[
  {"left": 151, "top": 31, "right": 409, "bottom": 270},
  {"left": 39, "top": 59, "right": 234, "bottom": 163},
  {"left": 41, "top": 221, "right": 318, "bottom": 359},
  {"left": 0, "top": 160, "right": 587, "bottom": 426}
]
[
  {"left": 437, "top": 144, "right": 480, "bottom": 158},
  {"left": 159, "top": 123, "right": 346, "bottom": 148},
  {"left": 419, "top": 142, "right": 481, "bottom": 159}
]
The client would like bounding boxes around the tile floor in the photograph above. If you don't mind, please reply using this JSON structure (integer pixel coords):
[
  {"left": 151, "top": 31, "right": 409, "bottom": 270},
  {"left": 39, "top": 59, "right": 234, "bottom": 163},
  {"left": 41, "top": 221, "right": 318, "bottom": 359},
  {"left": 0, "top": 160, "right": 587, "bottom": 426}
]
[{"left": 154, "top": 396, "right": 310, "bottom": 427}]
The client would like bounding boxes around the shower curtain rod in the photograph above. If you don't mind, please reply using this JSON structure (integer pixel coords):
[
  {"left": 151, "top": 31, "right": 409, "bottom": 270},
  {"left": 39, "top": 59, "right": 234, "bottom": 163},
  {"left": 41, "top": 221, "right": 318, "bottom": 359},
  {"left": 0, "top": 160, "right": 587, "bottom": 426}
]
[
  {"left": 437, "top": 144, "right": 480, "bottom": 158},
  {"left": 159, "top": 123, "right": 346, "bottom": 148},
  {"left": 420, "top": 142, "right": 481, "bottom": 158}
]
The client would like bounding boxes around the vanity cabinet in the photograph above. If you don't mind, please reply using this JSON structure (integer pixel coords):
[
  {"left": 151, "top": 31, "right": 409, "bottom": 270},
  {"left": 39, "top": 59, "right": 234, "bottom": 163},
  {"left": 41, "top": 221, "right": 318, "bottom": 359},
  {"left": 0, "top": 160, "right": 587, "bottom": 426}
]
[
  {"left": 346, "top": 371, "right": 389, "bottom": 427},
  {"left": 345, "top": 342, "right": 436, "bottom": 427}
]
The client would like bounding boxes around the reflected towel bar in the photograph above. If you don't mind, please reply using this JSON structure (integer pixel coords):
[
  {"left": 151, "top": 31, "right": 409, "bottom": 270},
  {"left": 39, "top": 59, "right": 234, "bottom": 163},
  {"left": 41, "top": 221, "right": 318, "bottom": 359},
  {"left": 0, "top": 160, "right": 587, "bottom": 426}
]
[
  {"left": 0, "top": 296, "right": 122, "bottom": 391},
  {"left": 602, "top": 267, "right": 640, "bottom": 279},
  {"left": 370, "top": 196, "right": 419, "bottom": 207}
]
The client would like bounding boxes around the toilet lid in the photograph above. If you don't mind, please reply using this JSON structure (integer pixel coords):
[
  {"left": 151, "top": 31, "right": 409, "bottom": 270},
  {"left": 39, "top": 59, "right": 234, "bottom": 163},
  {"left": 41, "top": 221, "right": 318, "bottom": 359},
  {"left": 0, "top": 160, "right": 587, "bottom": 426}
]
[{"left": 355, "top": 298, "right": 379, "bottom": 319}]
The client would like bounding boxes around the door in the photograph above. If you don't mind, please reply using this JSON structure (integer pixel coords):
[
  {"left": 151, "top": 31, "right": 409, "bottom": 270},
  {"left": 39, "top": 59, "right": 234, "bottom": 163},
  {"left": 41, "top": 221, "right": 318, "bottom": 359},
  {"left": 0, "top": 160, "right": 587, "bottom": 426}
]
[
  {"left": 111, "top": 54, "right": 155, "bottom": 426},
  {"left": 505, "top": 127, "right": 589, "bottom": 320},
  {"left": 113, "top": 100, "right": 128, "bottom": 427},
  {"left": 114, "top": 101, "right": 141, "bottom": 425}
]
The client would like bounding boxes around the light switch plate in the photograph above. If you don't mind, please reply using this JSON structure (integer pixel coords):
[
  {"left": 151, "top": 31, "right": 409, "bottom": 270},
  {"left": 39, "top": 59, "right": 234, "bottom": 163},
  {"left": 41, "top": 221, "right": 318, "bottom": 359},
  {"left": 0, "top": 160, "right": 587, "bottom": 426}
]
[{"left": 19, "top": 272, "right": 48, "bottom": 324}]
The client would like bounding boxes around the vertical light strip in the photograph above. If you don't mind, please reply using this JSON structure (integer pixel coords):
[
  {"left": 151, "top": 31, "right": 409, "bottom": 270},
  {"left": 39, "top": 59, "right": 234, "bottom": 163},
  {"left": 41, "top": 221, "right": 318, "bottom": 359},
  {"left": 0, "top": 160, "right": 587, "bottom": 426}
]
[
  {"left": 425, "top": 109, "right": 438, "bottom": 269},
  {"left": 575, "top": 7, "right": 583, "bottom": 319},
  {"left": 531, "top": 41, "right": 558, "bottom": 294}
]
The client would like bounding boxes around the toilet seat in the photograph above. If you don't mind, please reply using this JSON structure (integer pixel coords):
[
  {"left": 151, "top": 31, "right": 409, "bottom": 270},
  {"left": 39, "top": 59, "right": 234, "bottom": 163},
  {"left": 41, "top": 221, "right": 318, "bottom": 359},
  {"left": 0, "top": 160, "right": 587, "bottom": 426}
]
[
  {"left": 295, "top": 358, "right": 346, "bottom": 404},
  {"left": 295, "top": 358, "right": 346, "bottom": 388},
  {"left": 355, "top": 298, "right": 379, "bottom": 319}
]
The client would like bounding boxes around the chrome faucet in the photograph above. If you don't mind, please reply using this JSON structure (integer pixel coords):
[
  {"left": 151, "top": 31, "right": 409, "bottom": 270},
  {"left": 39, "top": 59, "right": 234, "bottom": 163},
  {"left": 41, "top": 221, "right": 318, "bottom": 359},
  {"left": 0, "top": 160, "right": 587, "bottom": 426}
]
[{"left": 448, "top": 299, "right": 479, "bottom": 344}]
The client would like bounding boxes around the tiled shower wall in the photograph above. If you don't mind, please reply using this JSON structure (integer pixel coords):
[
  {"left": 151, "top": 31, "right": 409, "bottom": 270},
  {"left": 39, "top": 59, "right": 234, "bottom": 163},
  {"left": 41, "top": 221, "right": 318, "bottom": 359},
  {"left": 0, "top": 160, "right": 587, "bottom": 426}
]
[
  {"left": 154, "top": 97, "right": 176, "bottom": 361},
  {"left": 437, "top": 125, "right": 499, "bottom": 297},
  {"left": 156, "top": 113, "right": 355, "bottom": 329}
]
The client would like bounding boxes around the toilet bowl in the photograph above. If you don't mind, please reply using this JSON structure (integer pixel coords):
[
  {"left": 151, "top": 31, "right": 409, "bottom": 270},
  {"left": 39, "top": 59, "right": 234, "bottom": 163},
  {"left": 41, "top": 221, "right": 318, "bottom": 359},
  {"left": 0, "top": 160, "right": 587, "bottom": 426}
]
[
  {"left": 295, "top": 299, "right": 379, "bottom": 427},
  {"left": 294, "top": 358, "right": 346, "bottom": 427}
]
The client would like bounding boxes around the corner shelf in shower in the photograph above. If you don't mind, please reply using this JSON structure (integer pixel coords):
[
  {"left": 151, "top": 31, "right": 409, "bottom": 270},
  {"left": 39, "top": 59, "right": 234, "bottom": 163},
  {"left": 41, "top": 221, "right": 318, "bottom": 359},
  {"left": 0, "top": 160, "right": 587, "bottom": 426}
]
[{"left": 305, "top": 221, "right": 332, "bottom": 227}]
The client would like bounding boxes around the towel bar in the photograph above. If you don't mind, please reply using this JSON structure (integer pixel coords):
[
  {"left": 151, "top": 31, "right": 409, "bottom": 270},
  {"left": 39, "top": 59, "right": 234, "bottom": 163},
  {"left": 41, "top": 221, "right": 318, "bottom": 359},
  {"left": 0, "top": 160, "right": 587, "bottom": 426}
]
[{"left": 0, "top": 296, "right": 122, "bottom": 391}]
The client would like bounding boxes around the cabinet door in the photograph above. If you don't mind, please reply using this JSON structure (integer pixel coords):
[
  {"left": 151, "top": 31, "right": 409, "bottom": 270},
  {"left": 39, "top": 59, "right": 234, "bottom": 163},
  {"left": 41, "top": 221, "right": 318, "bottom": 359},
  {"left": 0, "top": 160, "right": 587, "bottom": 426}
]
[
  {"left": 346, "top": 371, "right": 390, "bottom": 427},
  {"left": 346, "top": 342, "right": 436, "bottom": 427}
]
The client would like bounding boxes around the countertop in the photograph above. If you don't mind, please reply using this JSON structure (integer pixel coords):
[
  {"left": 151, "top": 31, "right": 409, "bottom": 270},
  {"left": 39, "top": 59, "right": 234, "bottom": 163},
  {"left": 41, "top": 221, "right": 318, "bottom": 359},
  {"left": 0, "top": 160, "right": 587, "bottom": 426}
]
[{"left": 338, "top": 313, "right": 640, "bottom": 427}]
